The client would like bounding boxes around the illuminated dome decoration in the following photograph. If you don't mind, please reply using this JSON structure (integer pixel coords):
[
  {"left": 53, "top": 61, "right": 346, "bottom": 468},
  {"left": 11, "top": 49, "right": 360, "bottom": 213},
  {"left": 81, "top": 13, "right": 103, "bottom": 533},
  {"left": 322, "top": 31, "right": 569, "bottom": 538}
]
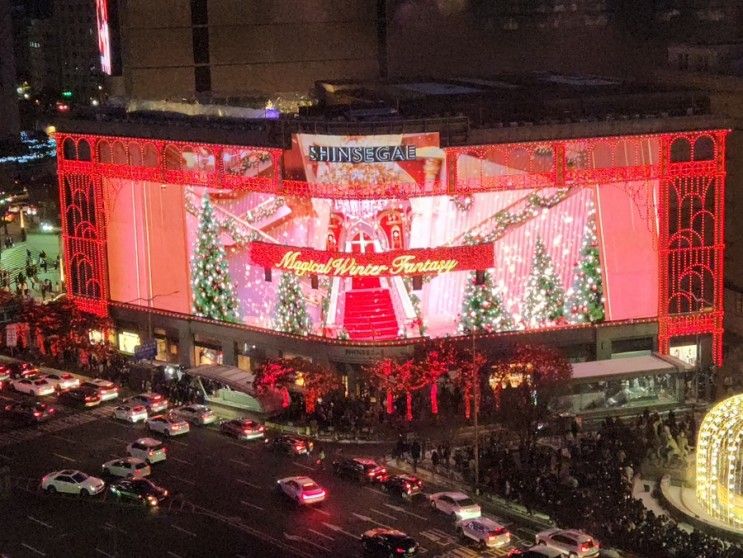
[{"left": 696, "top": 394, "right": 743, "bottom": 527}]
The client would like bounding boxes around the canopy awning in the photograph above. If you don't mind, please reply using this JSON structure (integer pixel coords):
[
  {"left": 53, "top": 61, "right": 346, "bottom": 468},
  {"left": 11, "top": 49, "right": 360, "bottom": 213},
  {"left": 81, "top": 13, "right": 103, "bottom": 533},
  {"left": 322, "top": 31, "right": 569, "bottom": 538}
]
[
  {"left": 187, "top": 364, "right": 257, "bottom": 393},
  {"left": 571, "top": 354, "right": 692, "bottom": 383}
]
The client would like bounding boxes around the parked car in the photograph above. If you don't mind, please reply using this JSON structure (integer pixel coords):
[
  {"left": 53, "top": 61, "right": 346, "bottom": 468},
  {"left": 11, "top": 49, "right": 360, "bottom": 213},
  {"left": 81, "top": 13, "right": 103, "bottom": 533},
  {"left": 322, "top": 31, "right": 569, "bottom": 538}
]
[
  {"left": 101, "top": 457, "right": 151, "bottom": 479},
  {"left": 113, "top": 404, "right": 148, "bottom": 423},
  {"left": 382, "top": 474, "right": 422, "bottom": 499},
  {"left": 332, "top": 457, "right": 387, "bottom": 483},
  {"left": 456, "top": 516, "right": 511, "bottom": 550},
  {"left": 41, "top": 469, "right": 105, "bottom": 496},
  {"left": 125, "top": 393, "right": 168, "bottom": 413},
  {"left": 109, "top": 478, "right": 169, "bottom": 507},
  {"left": 59, "top": 386, "right": 101, "bottom": 408},
  {"left": 508, "top": 547, "right": 565, "bottom": 558},
  {"left": 81, "top": 379, "right": 119, "bottom": 401},
  {"left": 361, "top": 528, "right": 418, "bottom": 557},
  {"left": 267, "top": 435, "right": 313, "bottom": 455},
  {"left": 276, "top": 476, "right": 326, "bottom": 505},
  {"left": 12, "top": 377, "right": 55, "bottom": 396},
  {"left": 2, "top": 402, "right": 56, "bottom": 424},
  {"left": 146, "top": 414, "right": 190, "bottom": 437},
  {"left": 173, "top": 404, "right": 216, "bottom": 425},
  {"left": 535, "top": 529, "right": 600, "bottom": 558},
  {"left": 126, "top": 438, "right": 167, "bottom": 464},
  {"left": 43, "top": 372, "right": 80, "bottom": 391},
  {"left": 220, "top": 418, "right": 265, "bottom": 440},
  {"left": 429, "top": 491, "right": 481, "bottom": 520}
]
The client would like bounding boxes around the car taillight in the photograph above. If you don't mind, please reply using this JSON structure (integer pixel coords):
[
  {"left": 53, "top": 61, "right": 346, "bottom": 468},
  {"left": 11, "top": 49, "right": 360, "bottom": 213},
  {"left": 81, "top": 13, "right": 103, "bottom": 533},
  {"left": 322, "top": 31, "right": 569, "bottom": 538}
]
[
  {"left": 582, "top": 541, "right": 596, "bottom": 551},
  {"left": 395, "top": 548, "right": 406, "bottom": 554},
  {"left": 85, "top": 396, "right": 95, "bottom": 401},
  {"left": 259, "top": 426, "right": 265, "bottom": 431},
  {"left": 33, "top": 411, "right": 41, "bottom": 417}
]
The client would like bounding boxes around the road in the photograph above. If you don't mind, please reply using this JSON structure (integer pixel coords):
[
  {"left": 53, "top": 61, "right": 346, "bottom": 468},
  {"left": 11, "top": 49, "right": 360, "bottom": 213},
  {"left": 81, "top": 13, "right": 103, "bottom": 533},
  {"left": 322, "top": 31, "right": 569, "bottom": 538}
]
[{"left": 0, "top": 382, "right": 540, "bottom": 558}]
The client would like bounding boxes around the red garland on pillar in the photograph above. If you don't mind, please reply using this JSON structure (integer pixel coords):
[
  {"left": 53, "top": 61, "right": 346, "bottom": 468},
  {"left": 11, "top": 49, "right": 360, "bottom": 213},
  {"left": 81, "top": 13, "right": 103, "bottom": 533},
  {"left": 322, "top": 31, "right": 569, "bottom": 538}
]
[
  {"left": 254, "top": 357, "right": 342, "bottom": 414},
  {"left": 454, "top": 349, "right": 486, "bottom": 419},
  {"left": 430, "top": 382, "right": 438, "bottom": 415},
  {"left": 419, "top": 343, "right": 456, "bottom": 415}
]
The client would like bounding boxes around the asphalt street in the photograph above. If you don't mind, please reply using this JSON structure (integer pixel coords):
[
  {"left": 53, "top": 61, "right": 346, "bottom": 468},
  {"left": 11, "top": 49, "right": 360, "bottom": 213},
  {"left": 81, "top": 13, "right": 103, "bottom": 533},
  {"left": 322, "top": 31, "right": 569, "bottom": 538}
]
[{"left": 0, "top": 377, "right": 540, "bottom": 558}]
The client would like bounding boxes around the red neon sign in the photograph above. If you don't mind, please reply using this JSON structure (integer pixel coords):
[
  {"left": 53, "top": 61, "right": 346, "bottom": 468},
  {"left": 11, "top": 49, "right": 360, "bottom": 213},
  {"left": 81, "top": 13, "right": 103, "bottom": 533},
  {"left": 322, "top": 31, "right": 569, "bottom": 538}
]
[
  {"left": 95, "top": 0, "right": 111, "bottom": 75},
  {"left": 249, "top": 242, "right": 495, "bottom": 277}
]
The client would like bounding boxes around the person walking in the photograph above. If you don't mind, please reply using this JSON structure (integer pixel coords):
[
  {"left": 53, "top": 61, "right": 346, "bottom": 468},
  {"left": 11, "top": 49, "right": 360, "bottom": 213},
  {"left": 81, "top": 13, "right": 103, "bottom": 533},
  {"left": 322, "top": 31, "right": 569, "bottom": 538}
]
[{"left": 411, "top": 439, "right": 421, "bottom": 473}]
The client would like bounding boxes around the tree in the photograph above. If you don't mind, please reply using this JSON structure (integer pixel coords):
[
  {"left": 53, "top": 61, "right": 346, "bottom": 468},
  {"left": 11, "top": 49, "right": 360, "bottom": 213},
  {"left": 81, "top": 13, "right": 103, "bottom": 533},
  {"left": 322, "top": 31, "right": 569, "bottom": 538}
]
[
  {"left": 273, "top": 271, "right": 312, "bottom": 335},
  {"left": 522, "top": 238, "right": 565, "bottom": 328},
  {"left": 458, "top": 270, "right": 515, "bottom": 334},
  {"left": 191, "top": 193, "right": 240, "bottom": 322},
  {"left": 564, "top": 202, "right": 605, "bottom": 324},
  {"left": 253, "top": 357, "right": 342, "bottom": 414},
  {"left": 490, "top": 344, "right": 572, "bottom": 444}
]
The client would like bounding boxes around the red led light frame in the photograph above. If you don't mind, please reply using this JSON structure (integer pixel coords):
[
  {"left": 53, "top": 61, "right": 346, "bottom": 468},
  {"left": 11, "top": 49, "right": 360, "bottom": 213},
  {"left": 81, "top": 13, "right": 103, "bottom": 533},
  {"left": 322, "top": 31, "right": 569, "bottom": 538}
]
[{"left": 56, "top": 130, "right": 729, "bottom": 362}]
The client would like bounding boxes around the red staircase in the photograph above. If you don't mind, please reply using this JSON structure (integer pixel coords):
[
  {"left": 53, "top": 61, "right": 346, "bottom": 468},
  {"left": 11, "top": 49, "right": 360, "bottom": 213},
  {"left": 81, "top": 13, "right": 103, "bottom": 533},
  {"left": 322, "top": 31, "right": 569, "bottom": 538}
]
[{"left": 343, "top": 289, "right": 399, "bottom": 340}]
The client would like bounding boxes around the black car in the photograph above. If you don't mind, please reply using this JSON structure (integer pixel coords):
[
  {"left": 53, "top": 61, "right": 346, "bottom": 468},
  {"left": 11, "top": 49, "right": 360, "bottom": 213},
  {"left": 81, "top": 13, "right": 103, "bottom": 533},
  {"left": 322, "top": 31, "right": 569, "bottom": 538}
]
[
  {"left": 59, "top": 386, "right": 101, "bottom": 408},
  {"left": 267, "top": 435, "right": 313, "bottom": 455},
  {"left": 109, "top": 478, "right": 169, "bottom": 506},
  {"left": 333, "top": 457, "right": 387, "bottom": 483},
  {"left": 8, "top": 361, "right": 39, "bottom": 380},
  {"left": 361, "top": 528, "right": 418, "bottom": 557},
  {"left": 382, "top": 474, "right": 423, "bottom": 499},
  {"left": 2, "top": 402, "right": 56, "bottom": 424}
]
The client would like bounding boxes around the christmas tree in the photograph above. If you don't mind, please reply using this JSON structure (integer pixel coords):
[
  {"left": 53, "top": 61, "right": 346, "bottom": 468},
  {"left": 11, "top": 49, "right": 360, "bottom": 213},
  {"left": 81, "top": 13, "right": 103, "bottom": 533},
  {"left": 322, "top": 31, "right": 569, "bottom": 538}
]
[
  {"left": 564, "top": 202, "right": 605, "bottom": 323},
  {"left": 458, "top": 270, "right": 515, "bottom": 334},
  {"left": 522, "top": 237, "right": 565, "bottom": 328},
  {"left": 274, "top": 271, "right": 312, "bottom": 335},
  {"left": 191, "top": 193, "right": 240, "bottom": 322}
]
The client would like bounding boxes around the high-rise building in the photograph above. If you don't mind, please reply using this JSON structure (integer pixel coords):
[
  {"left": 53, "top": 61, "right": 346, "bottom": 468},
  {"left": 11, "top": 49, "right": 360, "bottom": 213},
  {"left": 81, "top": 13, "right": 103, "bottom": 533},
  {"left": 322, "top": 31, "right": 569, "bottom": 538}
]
[
  {"left": 54, "top": 0, "right": 103, "bottom": 101},
  {"left": 112, "top": 0, "right": 383, "bottom": 99},
  {"left": 27, "top": 17, "right": 60, "bottom": 94},
  {"left": 0, "top": 0, "right": 20, "bottom": 139}
]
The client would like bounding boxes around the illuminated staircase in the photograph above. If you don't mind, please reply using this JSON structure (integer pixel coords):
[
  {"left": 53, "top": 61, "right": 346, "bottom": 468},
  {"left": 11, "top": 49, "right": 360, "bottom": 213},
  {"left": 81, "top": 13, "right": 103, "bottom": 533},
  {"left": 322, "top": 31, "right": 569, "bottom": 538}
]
[{"left": 343, "top": 288, "right": 399, "bottom": 340}]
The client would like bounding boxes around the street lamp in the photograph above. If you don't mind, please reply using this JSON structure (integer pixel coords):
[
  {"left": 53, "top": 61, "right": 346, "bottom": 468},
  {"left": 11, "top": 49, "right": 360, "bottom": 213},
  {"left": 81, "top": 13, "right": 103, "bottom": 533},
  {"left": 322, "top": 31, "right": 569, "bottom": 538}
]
[
  {"left": 126, "top": 291, "right": 180, "bottom": 342},
  {"left": 472, "top": 329, "right": 480, "bottom": 490}
]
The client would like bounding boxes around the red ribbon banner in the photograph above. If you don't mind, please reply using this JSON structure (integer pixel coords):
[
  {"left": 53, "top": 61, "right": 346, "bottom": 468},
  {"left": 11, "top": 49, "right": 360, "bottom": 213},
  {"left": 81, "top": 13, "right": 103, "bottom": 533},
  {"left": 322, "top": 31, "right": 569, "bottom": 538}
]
[{"left": 249, "top": 242, "right": 494, "bottom": 278}]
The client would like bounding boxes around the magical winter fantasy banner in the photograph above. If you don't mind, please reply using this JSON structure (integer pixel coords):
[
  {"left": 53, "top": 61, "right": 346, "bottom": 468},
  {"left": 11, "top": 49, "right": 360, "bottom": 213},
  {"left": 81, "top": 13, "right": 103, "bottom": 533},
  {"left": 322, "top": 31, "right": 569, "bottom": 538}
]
[{"left": 101, "top": 134, "right": 660, "bottom": 341}]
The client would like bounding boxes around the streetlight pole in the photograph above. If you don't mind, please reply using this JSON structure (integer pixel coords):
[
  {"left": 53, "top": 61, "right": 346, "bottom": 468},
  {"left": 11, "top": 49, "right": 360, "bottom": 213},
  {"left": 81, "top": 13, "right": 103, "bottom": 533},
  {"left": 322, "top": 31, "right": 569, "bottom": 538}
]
[{"left": 472, "top": 329, "right": 479, "bottom": 490}]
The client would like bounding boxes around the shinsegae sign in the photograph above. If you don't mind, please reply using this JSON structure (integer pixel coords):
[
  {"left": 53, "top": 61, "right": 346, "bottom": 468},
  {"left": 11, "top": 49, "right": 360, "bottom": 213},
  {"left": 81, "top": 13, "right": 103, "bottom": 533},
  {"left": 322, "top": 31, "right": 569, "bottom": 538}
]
[
  {"left": 308, "top": 144, "right": 417, "bottom": 163},
  {"left": 250, "top": 242, "right": 494, "bottom": 278}
]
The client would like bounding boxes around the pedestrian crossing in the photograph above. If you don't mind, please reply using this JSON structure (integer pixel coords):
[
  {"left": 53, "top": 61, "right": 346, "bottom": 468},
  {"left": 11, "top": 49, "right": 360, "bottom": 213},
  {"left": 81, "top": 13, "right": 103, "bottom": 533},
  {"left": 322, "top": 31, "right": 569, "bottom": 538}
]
[{"left": 0, "top": 404, "right": 111, "bottom": 447}]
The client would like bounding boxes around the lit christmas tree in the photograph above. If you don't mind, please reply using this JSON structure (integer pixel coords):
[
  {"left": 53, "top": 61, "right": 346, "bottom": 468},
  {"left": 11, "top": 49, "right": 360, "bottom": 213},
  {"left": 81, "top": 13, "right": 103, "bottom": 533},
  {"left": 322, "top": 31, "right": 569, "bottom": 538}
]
[
  {"left": 522, "top": 237, "right": 565, "bottom": 328},
  {"left": 565, "top": 202, "right": 605, "bottom": 323},
  {"left": 458, "top": 270, "right": 515, "bottom": 334},
  {"left": 191, "top": 193, "right": 240, "bottom": 322},
  {"left": 273, "top": 271, "right": 312, "bottom": 335}
]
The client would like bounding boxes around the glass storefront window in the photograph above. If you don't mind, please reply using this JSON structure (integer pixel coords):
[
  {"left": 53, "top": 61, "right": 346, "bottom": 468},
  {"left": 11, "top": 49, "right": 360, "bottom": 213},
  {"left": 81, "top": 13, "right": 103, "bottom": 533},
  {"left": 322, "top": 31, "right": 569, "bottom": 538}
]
[
  {"left": 551, "top": 372, "right": 685, "bottom": 414},
  {"left": 670, "top": 344, "right": 698, "bottom": 367},
  {"left": 195, "top": 345, "right": 222, "bottom": 366},
  {"left": 237, "top": 354, "right": 251, "bottom": 371},
  {"left": 118, "top": 331, "right": 141, "bottom": 354}
]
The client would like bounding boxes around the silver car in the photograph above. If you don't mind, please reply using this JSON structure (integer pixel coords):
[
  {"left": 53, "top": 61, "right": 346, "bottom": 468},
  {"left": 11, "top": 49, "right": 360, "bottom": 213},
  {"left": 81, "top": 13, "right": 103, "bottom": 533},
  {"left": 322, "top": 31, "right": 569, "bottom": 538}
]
[
  {"left": 174, "top": 404, "right": 216, "bottom": 425},
  {"left": 101, "top": 457, "right": 151, "bottom": 479}
]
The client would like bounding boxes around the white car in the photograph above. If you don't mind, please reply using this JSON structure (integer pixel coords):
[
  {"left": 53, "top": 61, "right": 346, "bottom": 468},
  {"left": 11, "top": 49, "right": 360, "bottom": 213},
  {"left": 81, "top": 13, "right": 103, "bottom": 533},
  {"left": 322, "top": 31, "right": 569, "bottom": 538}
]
[
  {"left": 101, "top": 457, "right": 151, "bottom": 479},
  {"left": 456, "top": 516, "right": 511, "bottom": 549},
  {"left": 276, "top": 476, "right": 326, "bottom": 505},
  {"left": 173, "top": 404, "right": 216, "bottom": 425},
  {"left": 113, "top": 404, "right": 148, "bottom": 423},
  {"left": 535, "top": 529, "right": 600, "bottom": 558},
  {"left": 81, "top": 379, "right": 119, "bottom": 401},
  {"left": 429, "top": 491, "right": 481, "bottom": 520},
  {"left": 43, "top": 372, "right": 80, "bottom": 391},
  {"left": 127, "top": 437, "right": 167, "bottom": 464},
  {"left": 126, "top": 393, "right": 169, "bottom": 413},
  {"left": 41, "top": 469, "right": 105, "bottom": 496},
  {"left": 12, "top": 377, "right": 55, "bottom": 396},
  {"left": 146, "top": 414, "right": 190, "bottom": 436}
]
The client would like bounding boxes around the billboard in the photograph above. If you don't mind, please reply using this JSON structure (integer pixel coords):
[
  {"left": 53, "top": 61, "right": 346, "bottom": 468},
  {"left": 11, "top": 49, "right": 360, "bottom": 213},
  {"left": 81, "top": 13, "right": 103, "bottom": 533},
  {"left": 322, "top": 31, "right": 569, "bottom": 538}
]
[{"left": 101, "top": 133, "right": 660, "bottom": 341}]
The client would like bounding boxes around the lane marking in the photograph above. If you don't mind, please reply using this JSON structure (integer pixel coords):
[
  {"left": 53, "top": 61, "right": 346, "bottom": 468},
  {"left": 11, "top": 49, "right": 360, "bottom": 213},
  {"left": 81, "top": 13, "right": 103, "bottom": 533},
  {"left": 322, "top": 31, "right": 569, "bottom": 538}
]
[
  {"left": 169, "top": 438, "right": 188, "bottom": 447},
  {"left": 171, "top": 524, "right": 197, "bottom": 537},
  {"left": 370, "top": 508, "right": 397, "bottom": 520},
  {"left": 352, "top": 512, "right": 391, "bottom": 529},
  {"left": 167, "top": 552, "right": 183, "bottom": 558},
  {"left": 21, "top": 543, "right": 46, "bottom": 556},
  {"left": 283, "top": 533, "right": 329, "bottom": 554},
  {"left": 306, "top": 528, "right": 334, "bottom": 542},
  {"left": 383, "top": 502, "right": 429, "bottom": 520},
  {"left": 170, "top": 457, "right": 191, "bottom": 465},
  {"left": 52, "top": 453, "right": 76, "bottom": 462},
  {"left": 230, "top": 458, "right": 250, "bottom": 467},
  {"left": 94, "top": 549, "right": 114, "bottom": 558},
  {"left": 236, "top": 479, "right": 262, "bottom": 489},
  {"left": 51, "top": 434, "right": 77, "bottom": 444},
  {"left": 168, "top": 474, "right": 196, "bottom": 486},
  {"left": 363, "top": 486, "right": 384, "bottom": 495},
  {"left": 27, "top": 516, "right": 53, "bottom": 528},
  {"left": 311, "top": 506, "right": 331, "bottom": 517},
  {"left": 291, "top": 461, "right": 314, "bottom": 471},
  {"left": 111, "top": 437, "right": 130, "bottom": 444},
  {"left": 240, "top": 500, "right": 265, "bottom": 511},
  {"left": 322, "top": 522, "right": 361, "bottom": 540}
]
